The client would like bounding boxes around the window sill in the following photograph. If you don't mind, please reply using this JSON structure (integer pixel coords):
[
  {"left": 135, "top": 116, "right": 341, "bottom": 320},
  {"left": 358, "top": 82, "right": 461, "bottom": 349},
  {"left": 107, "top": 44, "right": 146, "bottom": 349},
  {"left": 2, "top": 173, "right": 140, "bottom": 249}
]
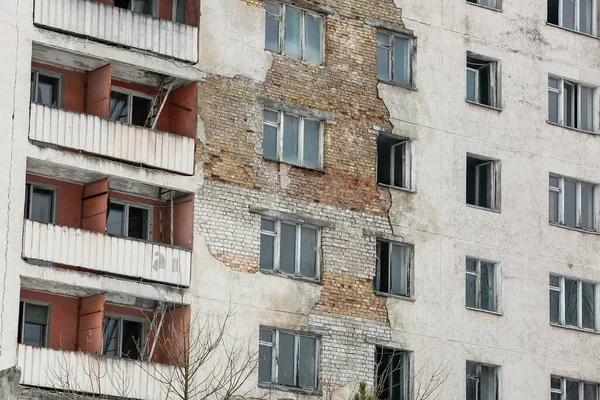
[
  {"left": 378, "top": 79, "right": 417, "bottom": 91},
  {"left": 466, "top": 307, "right": 503, "bottom": 316},
  {"left": 466, "top": 204, "right": 501, "bottom": 213},
  {"left": 549, "top": 222, "right": 599, "bottom": 236},
  {"left": 465, "top": 100, "right": 502, "bottom": 112},
  {"left": 377, "top": 183, "right": 416, "bottom": 194},
  {"left": 259, "top": 269, "right": 323, "bottom": 285},
  {"left": 263, "top": 156, "right": 325, "bottom": 174},
  {"left": 374, "top": 291, "right": 416, "bottom": 302},
  {"left": 258, "top": 382, "right": 322, "bottom": 396},
  {"left": 546, "top": 23, "right": 599, "bottom": 40},
  {"left": 546, "top": 121, "right": 597, "bottom": 136},
  {"left": 466, "top": 2, "right": 502, "bottom": 12},
  {"left": 550, "top": 323, "right": 598, "bottom": 335}
]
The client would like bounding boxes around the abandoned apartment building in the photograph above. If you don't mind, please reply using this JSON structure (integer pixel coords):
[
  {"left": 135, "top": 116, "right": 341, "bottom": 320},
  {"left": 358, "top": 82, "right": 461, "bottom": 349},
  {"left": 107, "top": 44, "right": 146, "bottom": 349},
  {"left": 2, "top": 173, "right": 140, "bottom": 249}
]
[{"left": 0, "top": 0, "right": 598, "bottom": 399}]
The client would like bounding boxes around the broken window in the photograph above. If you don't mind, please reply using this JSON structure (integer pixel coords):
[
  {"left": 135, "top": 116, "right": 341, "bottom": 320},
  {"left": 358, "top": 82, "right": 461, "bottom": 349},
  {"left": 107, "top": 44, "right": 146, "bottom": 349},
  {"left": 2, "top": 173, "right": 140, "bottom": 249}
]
[
  {"left": 260, "top": 217, "right": 320, "bottom": 280},
  {"left": 552, "top": 376, "right": 599, "bottom": 400},
  {"left": 30, "top": 70, "right": 60, "bottom": 107},
  {"left": 258, "top": 328, "right": 318, "bottom": 390},
  {"left": 114, "top": 0, "right": 153, "bottom": 16},
  {"left": 374, "top": 240, "right": 411, "bottom": 297},
  {"left": 466, "top": 53, "right": 498, "bottom": 107},
  {"left": 263, "top": 109, "right": 323, "bottom": 169},
  {"left": 549, "top": 175, "right": 596, "bottom": 231},
  {"left": 466, "top": 0, "right": 499, "bottom": 8},
  {"left": 377, "top": 31, "right": 412, "bottom": 86},
  {"left": 466, "top": 362, "right": 498, "bottom": 400},
  {"left": 107, "top": 201, "right": 151, "bottom": 240},
  {"left": 548, "top": 76, "right": 594, "bottom": 132},
  {"left": 109, "top": 89, "right": 153, "bottom": 127},
  {"left": 18, "top": 301, "right": 49, "bottom": 348},
  {"left": 103, "top": 316, "right": 144, "bottom": 360},
  {"left": 466, "top": 155, "right": 500, "bottom": 210},
  {"left": 377, "top": 134, "right": 413, "bottom": 190},
  {"left": 264, "top": 2, "right": 324, "bottom": 63},
  {"left": 548, "top": 0, "right": 594, "bottom": 34},
  {"left": 375, "top": 346, "right": 410, "bottom": 400},
  {"left": 173, "top": 0, "right": 186, "bottom": 23},
  {"left": 466, "top": 258, "right": 499, "bottom": 312},
  {"left": 550, "top": 275, "right": 597, "bottom": 330},
  {"left": 25, "top": 184, "right": 55, "bottom": 224}
]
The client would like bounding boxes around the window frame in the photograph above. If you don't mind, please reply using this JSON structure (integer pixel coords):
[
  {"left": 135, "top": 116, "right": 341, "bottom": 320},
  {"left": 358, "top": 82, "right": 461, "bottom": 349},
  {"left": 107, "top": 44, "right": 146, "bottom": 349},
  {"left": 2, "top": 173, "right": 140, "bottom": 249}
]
[
  {"left": 466, "top": 53, "right": 500, "bottom": 109},
  {"left": 115, "top": 0, "right": 156, "bottom": 16},
  {"left": 376, "top": 30, "right": 414, "bottom": 87},
  {"left": 551, "top": 376, "right": 600, "bottom": 400},
  {"left": 547, "top": 76, "right": 595, "bottom": 132},
  {"left": 374, "top": 346, "right": 411, "bottom": 400},
  {"left": 549, "top": 274, "right": 600, "bottom": 331},
  {"left": 110, "top": 86, "right": 155, "bottom": 126},
  {"left": 374, "top": 240, "right": 413, "bottom": 299},
  {"left": 376, "top": 134, "right": 414, "bottom": 191},
  {"left": 263, "top": 108, "right": 324, "bottom": 170},
  {"left": 107, "top": 199, "right": 153, "bottom": 241},
  {"left": 465, "top": 257, "right": 502, "bottom": 313},
  {"left": 264, "top": 1, "right": 325, "bottom": 64},
  {"left": 466, "top": 0, "right": 501, "bottom": 10},
  {"left": 466, "top": 361, "right": 499, "bottom": 400},
  {"left": 466, "top": 154, "right": 501, "bottom": 211},
  {"left": 19, "top": 300, "right": 50, "bottom": 348},
  {"left": 172, "top": 0, "right": 186, "bottom": 23},
  {"left": 30, "top": 69, "right": 62, "bottom": 108},
  {"left": 259, "top": 217, "right": 322, "bottom": 281},
  {"left": 25, "top": 183, "right": 57, "bottom": 224},
  {"left": 103, "top": 313, "right": 148, "bottom": 360},
  {"left": 548, "top": 0, "right": 598, "bottom": 35},
  {"left": 549, "top": 174, "right": 597, "bottom": 231},
  {"left": 258, "top": 327, "right": 320, "bottom": 392}
]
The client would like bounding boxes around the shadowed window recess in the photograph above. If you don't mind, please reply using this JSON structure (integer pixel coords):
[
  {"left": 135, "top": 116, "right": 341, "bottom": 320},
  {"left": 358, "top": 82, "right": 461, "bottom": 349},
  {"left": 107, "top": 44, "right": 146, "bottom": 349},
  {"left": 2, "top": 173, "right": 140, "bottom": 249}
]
[
  {"left": 103, "top": 316, "right": 144, "bottom": 360},
  {"left": 466, "top": 362, "right": 498, "bottom": 400},
  {"left": 107, "top": 201, "right": 151, "bottom": 240},
  {"left": 377, "top": 134, "right": 413, "bottom": 190},
  {"left": 466, "top": 155, "right": 500, "bottom": 211},
  {"left": 110, "top": 89, "right": 153, "bottom": 127},
  {"left": 466, "top": 258, "right": 500, "bottom": 313},
  {"left": 114, "top": 0, "right": 153, "bottom": 15},
  {"left": 375, "top": 240, "right": 412, "bottom": 298},
  {"left": 375, "top": 346, "right": 410, "bottom": 400},
  {"left": 466, "top": 53, "right": 499, "bottom": 108}
]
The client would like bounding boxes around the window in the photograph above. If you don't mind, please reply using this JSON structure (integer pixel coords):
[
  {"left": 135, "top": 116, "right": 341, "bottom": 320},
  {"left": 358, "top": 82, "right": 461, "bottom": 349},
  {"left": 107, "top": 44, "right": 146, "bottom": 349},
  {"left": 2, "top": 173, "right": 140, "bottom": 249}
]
[
  {"left": 25, "top": 184, "right": 55, "bottom": 224},
  {"left": 466, "top": 258, "right": 500, "bottom": 313},
  {"left": 466, "top": 155, "right": 500, "bottom": 210},
  {"left": 549, "top": 175, "right": 596, "bottom": 231},
  {"left": 551, "top": 376, "right": 599, "bottom": 400},
  {"left": 260, "top": 217, "right": 320, "bottom": 280},
  {"left": 466, "top": 362, "right": 498, "bottom": 400},
  {"left": 109, "top": 89, "right": 153, "bottom": 127},
  {"left": 263, "top": 109, "right": 323, "bottom": 169},
  {"left": 103, "top": 316, "right": 144, "bottom": 360},
  {"left": 264, "top": 2, "right": 324, "bottom": 63},
  {"left": 377, "top": 31, "right": 412, "bottom": 86},
  {"left": 173, "top": 0, "right": 186, "bottom": 23},
  {"left": 107, "top": 201, "right": 151, "bottom": 240},
  {"left": 550, "top": 275, "right": 597, "bottom": 330},
  {"left": 374, "top": 240, "right": 411, "bottom": 297},
  {"left": 258, "top": 328, "right": 318, "bottom": 391},
  {"left": 467, "top": 0, "right": 499, "bottom": 8},
  {"left": 548, "top": 76, "right": 594, "bottom": 132},
  {"left": 18, "top": 301, "right": 49, "bottom": 347},
  {"left": 377, "top": 134, "right": 413, "bottom": 190},
  {"left": 548, "top": 0, "right": 595, "bottom": 35},
  {"left": 375, "top": 347, "right": 410, "bottom": 400},
  {"left": 30, "top": 70, "right": 60, "bottom": 107},
  {"left": 466, "top": 54, "right": 498, "bottom": 108},
  {"left": 114, "top": 0, "right": 153, "bottom": 16}
]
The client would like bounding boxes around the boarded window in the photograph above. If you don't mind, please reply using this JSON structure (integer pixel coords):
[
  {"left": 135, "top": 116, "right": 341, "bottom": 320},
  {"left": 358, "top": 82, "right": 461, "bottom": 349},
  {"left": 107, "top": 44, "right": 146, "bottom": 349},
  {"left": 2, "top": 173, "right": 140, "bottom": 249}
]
[
  {"left": 377, "top": 31, "right": 412, "bottom": 86},
  {"left": 375, "top": 241, "right": 411, "bottom": 297}
]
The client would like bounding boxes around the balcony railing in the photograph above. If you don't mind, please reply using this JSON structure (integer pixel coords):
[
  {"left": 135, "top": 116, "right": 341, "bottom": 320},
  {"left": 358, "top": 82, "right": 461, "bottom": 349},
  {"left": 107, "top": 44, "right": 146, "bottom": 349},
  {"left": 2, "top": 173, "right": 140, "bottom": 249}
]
[
  {"left": 23, "top": 220, "right": 191, "bottom": 287},
  {"left": 18, "top": 344, "right": 176, "bottom": 399},
  {"left": 34, "top": 0, "right": 199, "bottom": 63},
  {"left": 30, "top": 104, "right": 195, "bottom": 175}
]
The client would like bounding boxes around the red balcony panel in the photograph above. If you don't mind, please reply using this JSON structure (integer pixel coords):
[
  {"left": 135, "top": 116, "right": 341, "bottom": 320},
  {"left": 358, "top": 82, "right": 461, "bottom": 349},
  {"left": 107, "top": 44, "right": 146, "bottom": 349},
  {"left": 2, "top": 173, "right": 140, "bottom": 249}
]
[
  {"left": 81, "top": 178, "right": 110, "bottom": 233},
  {"left": 85, "top": 64, "right": 112, "bottom": 119}
]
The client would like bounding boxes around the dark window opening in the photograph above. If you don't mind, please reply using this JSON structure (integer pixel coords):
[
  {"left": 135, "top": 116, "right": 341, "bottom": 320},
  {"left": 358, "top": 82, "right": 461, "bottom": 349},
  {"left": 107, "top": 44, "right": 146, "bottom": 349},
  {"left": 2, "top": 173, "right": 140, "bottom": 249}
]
[
  {"left": 103, "top": 316, "right": 143, "bottom": 360},
  {"left": 466, "top": 155, "right": 498, "bottom": 210},
  {"left": 128, "top": 206, "right": 149, "bottom": 240},
  {"left": 548, "top": 0, "right": 559, "bottom": 25},
  {"left": 30, "top": 71, "right": 60, "bottom": 107},
  {"left": 114, "top": 0, "right": 153, "bottom": 16},
  {"left": 377, "top": 135, "right": 410, "bottom": 190},
  {"left": 18, "top": 301, "right": 49, "bottom": 348},
  {"left": 375, "top": 346, "right": 409, "bottom": 400},
  {"left": 375, "top": 241, "right": 410, "bottom": 297},
  {"left": 466, "top": 55, "right": 497, "bottom": 107}
]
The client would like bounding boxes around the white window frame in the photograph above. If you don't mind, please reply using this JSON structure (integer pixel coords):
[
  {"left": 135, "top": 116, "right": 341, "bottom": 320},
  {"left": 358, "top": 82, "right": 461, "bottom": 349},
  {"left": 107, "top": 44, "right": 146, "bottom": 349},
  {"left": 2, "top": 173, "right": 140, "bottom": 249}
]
[
  {"left": 258, "top": 327, "right": 319, "bottom": 390},
  {"left": 31, "top": 69, "right": 62, "bottom": 108},
  {"left": 466, "top": 257, "right": 501, "bottom": 313},
  {"left": 548, "top": 76, "right": 595, "bottom": 131},
  {"left": 260, "top": 218, "right": 321, "bottom": 280},
  {"left": 466, "top": 53, "right": 499, "bottom": 108},
  {"left": 466, "top": 361, "right": 499, "bottom": 400},
  {"left": 19, "top": 300, "right": 50, "bottom": 348},
  {"left": 551, "top": 0, "right": 597, "bottom": 34},
  {"left": 264, "top": 1, "right": 325, "bottom": 63},
  {"left": 263, "top": 109, "right": 324, "bottom": 169},
  {"left": 376, "top": 30, "right": 413, "bottom": 86},
  {"left": 551, "top": 376, "right": 600, "bottom": 400},
  {"left": 25, "top": 183, "right": 57, "bottom": 224},
  {"left": 374, "top": 240, "right": 413, "bottom": 298},
  {"left": 108, "top": 199, "right": 153, "bottom": 241},
  {"left": 110, "top": 86, "right": 154, "bottom": 126},
  {"left": 549, "top": 174, "right": 597, "bottom": 231},
  {"left": 549, "top": 274, "right": 600, "bottom": 330},
  {"left": 103, "top": 313, "right": 148, "bottom": 359}
]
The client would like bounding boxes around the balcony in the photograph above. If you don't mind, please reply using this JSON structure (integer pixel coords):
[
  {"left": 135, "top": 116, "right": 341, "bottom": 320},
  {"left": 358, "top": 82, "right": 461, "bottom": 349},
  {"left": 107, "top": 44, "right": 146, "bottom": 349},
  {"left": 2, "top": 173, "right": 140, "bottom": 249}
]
[{"left": 34, "top": 0, "right": 199, "bottom": 63}]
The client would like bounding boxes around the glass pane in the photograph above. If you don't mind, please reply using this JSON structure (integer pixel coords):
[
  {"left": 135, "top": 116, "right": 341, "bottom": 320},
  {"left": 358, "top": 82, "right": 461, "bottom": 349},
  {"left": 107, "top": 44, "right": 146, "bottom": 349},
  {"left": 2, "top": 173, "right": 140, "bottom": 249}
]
[
  {"left": 282, "top": 114, "right": 300, "bottom": 164},
  {"left": 377, "top": 32, "right": 391, "bottom": 45},
  {"left": 277, "top": 332, "right": 295, "bottom": 386},
  {"left": 550, "top": 289, "right": 561, "bottom": 324},
  {"left": 121, "top": 320, "right": 142, "bottom": 359},
  {"left": 562, "top": 0, "right": 576, "bottom": 30},
  {"left": 265, "top": 1, "right": 281, "bottom": 15},
  {"left": 127, "top": 206, "right": 149, "bottom": 240},
  {"left": 580, "top": 0, "right": 593, "bottom": 34},
  {"left": 263, "top": 124, "right": 278, "bottom": 159},
  {"left": 30, "top": 188, "right": 54, "bottom": 223},
  {"left": 300, "top": 227, "right": 318, "bottom": 278},
  {"left": 174, "top": 0, "right": 186, "bottom": 23},
  {"left": 581, "top": 183, "right": 594, "bottom": 230},
  {"left": 298, "top": 336, "right": 317, "bottom": 389},
  {"left": 377, "top": 47, "right": 391, "bottom": 81},
  {"left": 110, "top": 92, "right": 129, "bottom": 123},
  {"left": 476, "top": 162, "right": 492, "bottom": 208},
  {"left": 131, "top": 96, "right": 151, "bottom": 127},
  {"left": 265, "top": 16, "right": 280, "bottom": 52},
  {"left": 303, "top": 119, "right": 321, "bottom": 168},
  {"left": 305, "top": 13, "right": 322, "bottom": 62},
  {"left": 549, "top": 190, "right": 559, "bottom": 223},
  {"left": 566, "top": 380, "right": 579, "bottom": 400},
  {"left": 564, "top": 82, "right": 575, "bottom": 128},
  {"left": 584, "top": 383, "right": 598, "bottom": 400},
  {"left": 480, "top": 0, "right": 496, "bottom": 7},
  {"left": 551, "top": 394, "right": 562, "bottom": 400},
  {"left": 131, "top": 0, "right": 152, "bottom": 15},
  {"left": 390, "top": 244, "right": 408, "bottom": 296},
  {"left": 107, "top": 203, "right": 125, "bottom": 236},
  {"left": 467, "top": 69, "right": 477, "bottom": 102},
  {"left": 564, "top": 179, "right": 577, "bottom": 227},
  {"left": 466, "top": 376, "right": 477, "bottom": 400},
  {"left": 284, "top": 7, "right": 302, "bottom": 59},
  {"left": 550, "top": 176, "right": 560, "bottom": 188},
  {"left": 466, "top": 273, "right": 477, "bottom": 308},
  {"left": 261, "top": 218, "right": 275, "bottom": 232},
  {"left": 279, "top": 223, "right": 296, "bottom": 274},
  {"left": 260, "top": 234, "right": 275, "bottom": 271},
  {"left": 551, "top": 377, "right": 562, "bottom": 389},
  {"left": 549, "top": 77, "right": 560, "bottom": 90},
  {"left": 480, "top": 365, "right": 496, "bottom": 400},
  {"left": 393, "top": 36, "right": 410, "bottom": 85},
  {"left": 392, "top": 142, "right": 405, "bottom": 188},
  {"left": 259, "top": 345, "right": 273, "bottom": 383},
  {"left": 389, "top": 352, "right": 407, "bottom": 400},
  {"left": 548, "top": 90, "right": 559, "bottom": 123},
  {"left": 582, "top": 282, "right": 596, "bottom": 329},
  {"left": 103, "top": 317, "right": 120, "bottom": 356},
  {"left": 550, "top": 275, "right": 562, "bottom": 287},
  {"left": 580, "top": 86, "right": 593, "bottom": 132},
  {"left": 565, "top": 279, "right": 579, "bottom": 326},
  {"left": 264, "top": 109, "right": 278, "bottom": 123},
  {"left": 37, "top": 74, "right": 59, "bottom": 107},
  {"left": 259, "top": 328, "right": 273, "bottom": 342},
  {"left": 376, "top": 241, "right": 390, "bottom": 293},
  {"left": 23, "top": 323, "right": 45, "bottom": 347},
  {"left": 466, "top": 258, "right": 478, "bottom": 272},
  {"left": 480, "top": 262, "right": 496, "bottom": 312},
  {"left": 24, "top": 304, "right": 48, "bottom": 325},
  {"left": 30, "top": 72, "right": 35, "bottom": 103}
]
